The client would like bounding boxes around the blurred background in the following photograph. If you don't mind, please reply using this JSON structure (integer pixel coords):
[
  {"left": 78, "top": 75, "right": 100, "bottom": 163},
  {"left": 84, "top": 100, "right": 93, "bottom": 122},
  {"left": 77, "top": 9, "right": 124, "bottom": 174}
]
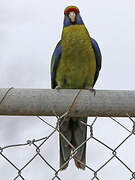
[{"left": 0, "top": 0, "right": 135, "bottom": 179}]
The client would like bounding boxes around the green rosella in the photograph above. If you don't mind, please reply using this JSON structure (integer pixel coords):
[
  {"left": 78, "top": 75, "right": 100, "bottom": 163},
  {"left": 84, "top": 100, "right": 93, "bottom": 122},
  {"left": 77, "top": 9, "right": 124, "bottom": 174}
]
[{"left": 51, "top": 6, "right": 102, "bottom": 170}]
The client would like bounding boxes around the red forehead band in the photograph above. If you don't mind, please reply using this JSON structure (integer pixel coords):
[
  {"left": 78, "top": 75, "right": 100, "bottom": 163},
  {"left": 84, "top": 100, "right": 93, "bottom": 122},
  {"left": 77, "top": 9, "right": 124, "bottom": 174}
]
[{"left": 64, "top": 7, "right": 79, "bottom": 15}]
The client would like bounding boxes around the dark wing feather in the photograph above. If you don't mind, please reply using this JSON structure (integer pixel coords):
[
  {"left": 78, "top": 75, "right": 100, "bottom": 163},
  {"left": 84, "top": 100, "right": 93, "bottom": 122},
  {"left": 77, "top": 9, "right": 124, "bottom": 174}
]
[
  {"left": 91, "top": 37, "right": 102, "bottom": 87},
  {"left": 51, "top": 41, "right": 61, "bottom": 89}
]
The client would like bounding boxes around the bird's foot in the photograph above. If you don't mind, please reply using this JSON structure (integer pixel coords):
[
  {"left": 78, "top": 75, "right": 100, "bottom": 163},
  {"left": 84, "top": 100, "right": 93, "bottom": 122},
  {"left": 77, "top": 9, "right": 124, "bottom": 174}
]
[
  {"left": 85, "top": 86, "right": 96, "bottom": 96},
  {"left": 55, "top": 85, "right": 62, "bottom": 90}
]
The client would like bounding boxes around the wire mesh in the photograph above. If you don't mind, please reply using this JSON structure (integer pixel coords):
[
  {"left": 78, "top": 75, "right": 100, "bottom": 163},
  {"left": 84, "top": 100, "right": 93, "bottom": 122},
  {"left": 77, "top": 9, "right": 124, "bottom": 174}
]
[{"left": 0, "top": 88, "right": 135, "bottom": 180}]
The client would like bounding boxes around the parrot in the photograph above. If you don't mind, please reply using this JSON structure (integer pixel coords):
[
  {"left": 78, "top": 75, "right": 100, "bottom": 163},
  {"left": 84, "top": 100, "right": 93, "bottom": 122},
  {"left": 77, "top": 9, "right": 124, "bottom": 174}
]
[{"left": 51, "top": 5, "right": 102, "bottom": 170}]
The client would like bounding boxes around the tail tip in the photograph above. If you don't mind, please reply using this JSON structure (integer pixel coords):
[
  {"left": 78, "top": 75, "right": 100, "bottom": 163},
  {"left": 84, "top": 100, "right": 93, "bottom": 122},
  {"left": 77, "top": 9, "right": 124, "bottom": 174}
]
[
  {"left": 60, "top": 161, "right": 69, "bottom": 171},
  {"left": 74, "top": 159, "right": 86, "bottom": 170}
]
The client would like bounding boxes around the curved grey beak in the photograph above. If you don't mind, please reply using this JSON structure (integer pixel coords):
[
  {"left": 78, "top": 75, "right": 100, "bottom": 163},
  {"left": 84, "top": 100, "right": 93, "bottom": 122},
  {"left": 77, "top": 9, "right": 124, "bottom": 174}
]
[{"left": 69, "top": 11, "right": 76, "bottom": 22}]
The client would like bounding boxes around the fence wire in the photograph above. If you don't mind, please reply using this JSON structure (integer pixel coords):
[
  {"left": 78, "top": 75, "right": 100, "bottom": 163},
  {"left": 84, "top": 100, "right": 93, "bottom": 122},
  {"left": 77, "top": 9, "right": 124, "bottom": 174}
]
[{"left": 0, "top": 89, "right": 135, "bottom": 180}]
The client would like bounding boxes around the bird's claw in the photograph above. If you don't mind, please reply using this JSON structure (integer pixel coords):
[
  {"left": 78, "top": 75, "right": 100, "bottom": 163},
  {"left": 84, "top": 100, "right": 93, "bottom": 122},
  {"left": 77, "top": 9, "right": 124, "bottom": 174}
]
[
  {"left": 85, "top": 86, "right": 96, "bottom": 96},
  {"left": 55, "top": 85, "right": 62, "bottom": 90}
]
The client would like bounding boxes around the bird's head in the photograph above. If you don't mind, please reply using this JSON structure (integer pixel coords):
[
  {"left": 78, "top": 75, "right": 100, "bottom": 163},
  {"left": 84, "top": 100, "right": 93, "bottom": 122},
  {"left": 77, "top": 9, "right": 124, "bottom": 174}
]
[{"left": 64, "top": 6, "right": 84, "bottom": 27}]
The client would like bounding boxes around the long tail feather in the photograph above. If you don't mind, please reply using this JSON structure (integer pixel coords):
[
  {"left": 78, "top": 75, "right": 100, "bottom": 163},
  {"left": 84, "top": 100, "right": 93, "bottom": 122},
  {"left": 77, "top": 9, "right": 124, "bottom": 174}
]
[
  {"left": 59, "top": 118, "right": 72, "bottom": 170},
  {"left": 59, "top": 117, "right": 87, "bottom": 170}
]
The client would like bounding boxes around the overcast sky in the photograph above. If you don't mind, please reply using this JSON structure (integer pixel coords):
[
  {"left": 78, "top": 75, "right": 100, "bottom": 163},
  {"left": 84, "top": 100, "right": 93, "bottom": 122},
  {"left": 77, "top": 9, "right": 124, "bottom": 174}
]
[{"left": 0, "top": 0, "right": 135, "bottom": 179}]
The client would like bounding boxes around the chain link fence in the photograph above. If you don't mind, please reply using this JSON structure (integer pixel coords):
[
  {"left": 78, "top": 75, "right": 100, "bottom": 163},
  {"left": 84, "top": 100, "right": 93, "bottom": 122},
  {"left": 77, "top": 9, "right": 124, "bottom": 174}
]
[{"left": 0, "top": 88, "right": 135, "bottom": 179}]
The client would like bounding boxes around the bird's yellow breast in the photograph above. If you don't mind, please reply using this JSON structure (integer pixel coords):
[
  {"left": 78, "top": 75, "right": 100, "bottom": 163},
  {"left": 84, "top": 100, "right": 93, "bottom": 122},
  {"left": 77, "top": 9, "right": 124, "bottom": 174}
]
[{"left": 56, "top": 25, "right": 96, "bottom": 89}]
